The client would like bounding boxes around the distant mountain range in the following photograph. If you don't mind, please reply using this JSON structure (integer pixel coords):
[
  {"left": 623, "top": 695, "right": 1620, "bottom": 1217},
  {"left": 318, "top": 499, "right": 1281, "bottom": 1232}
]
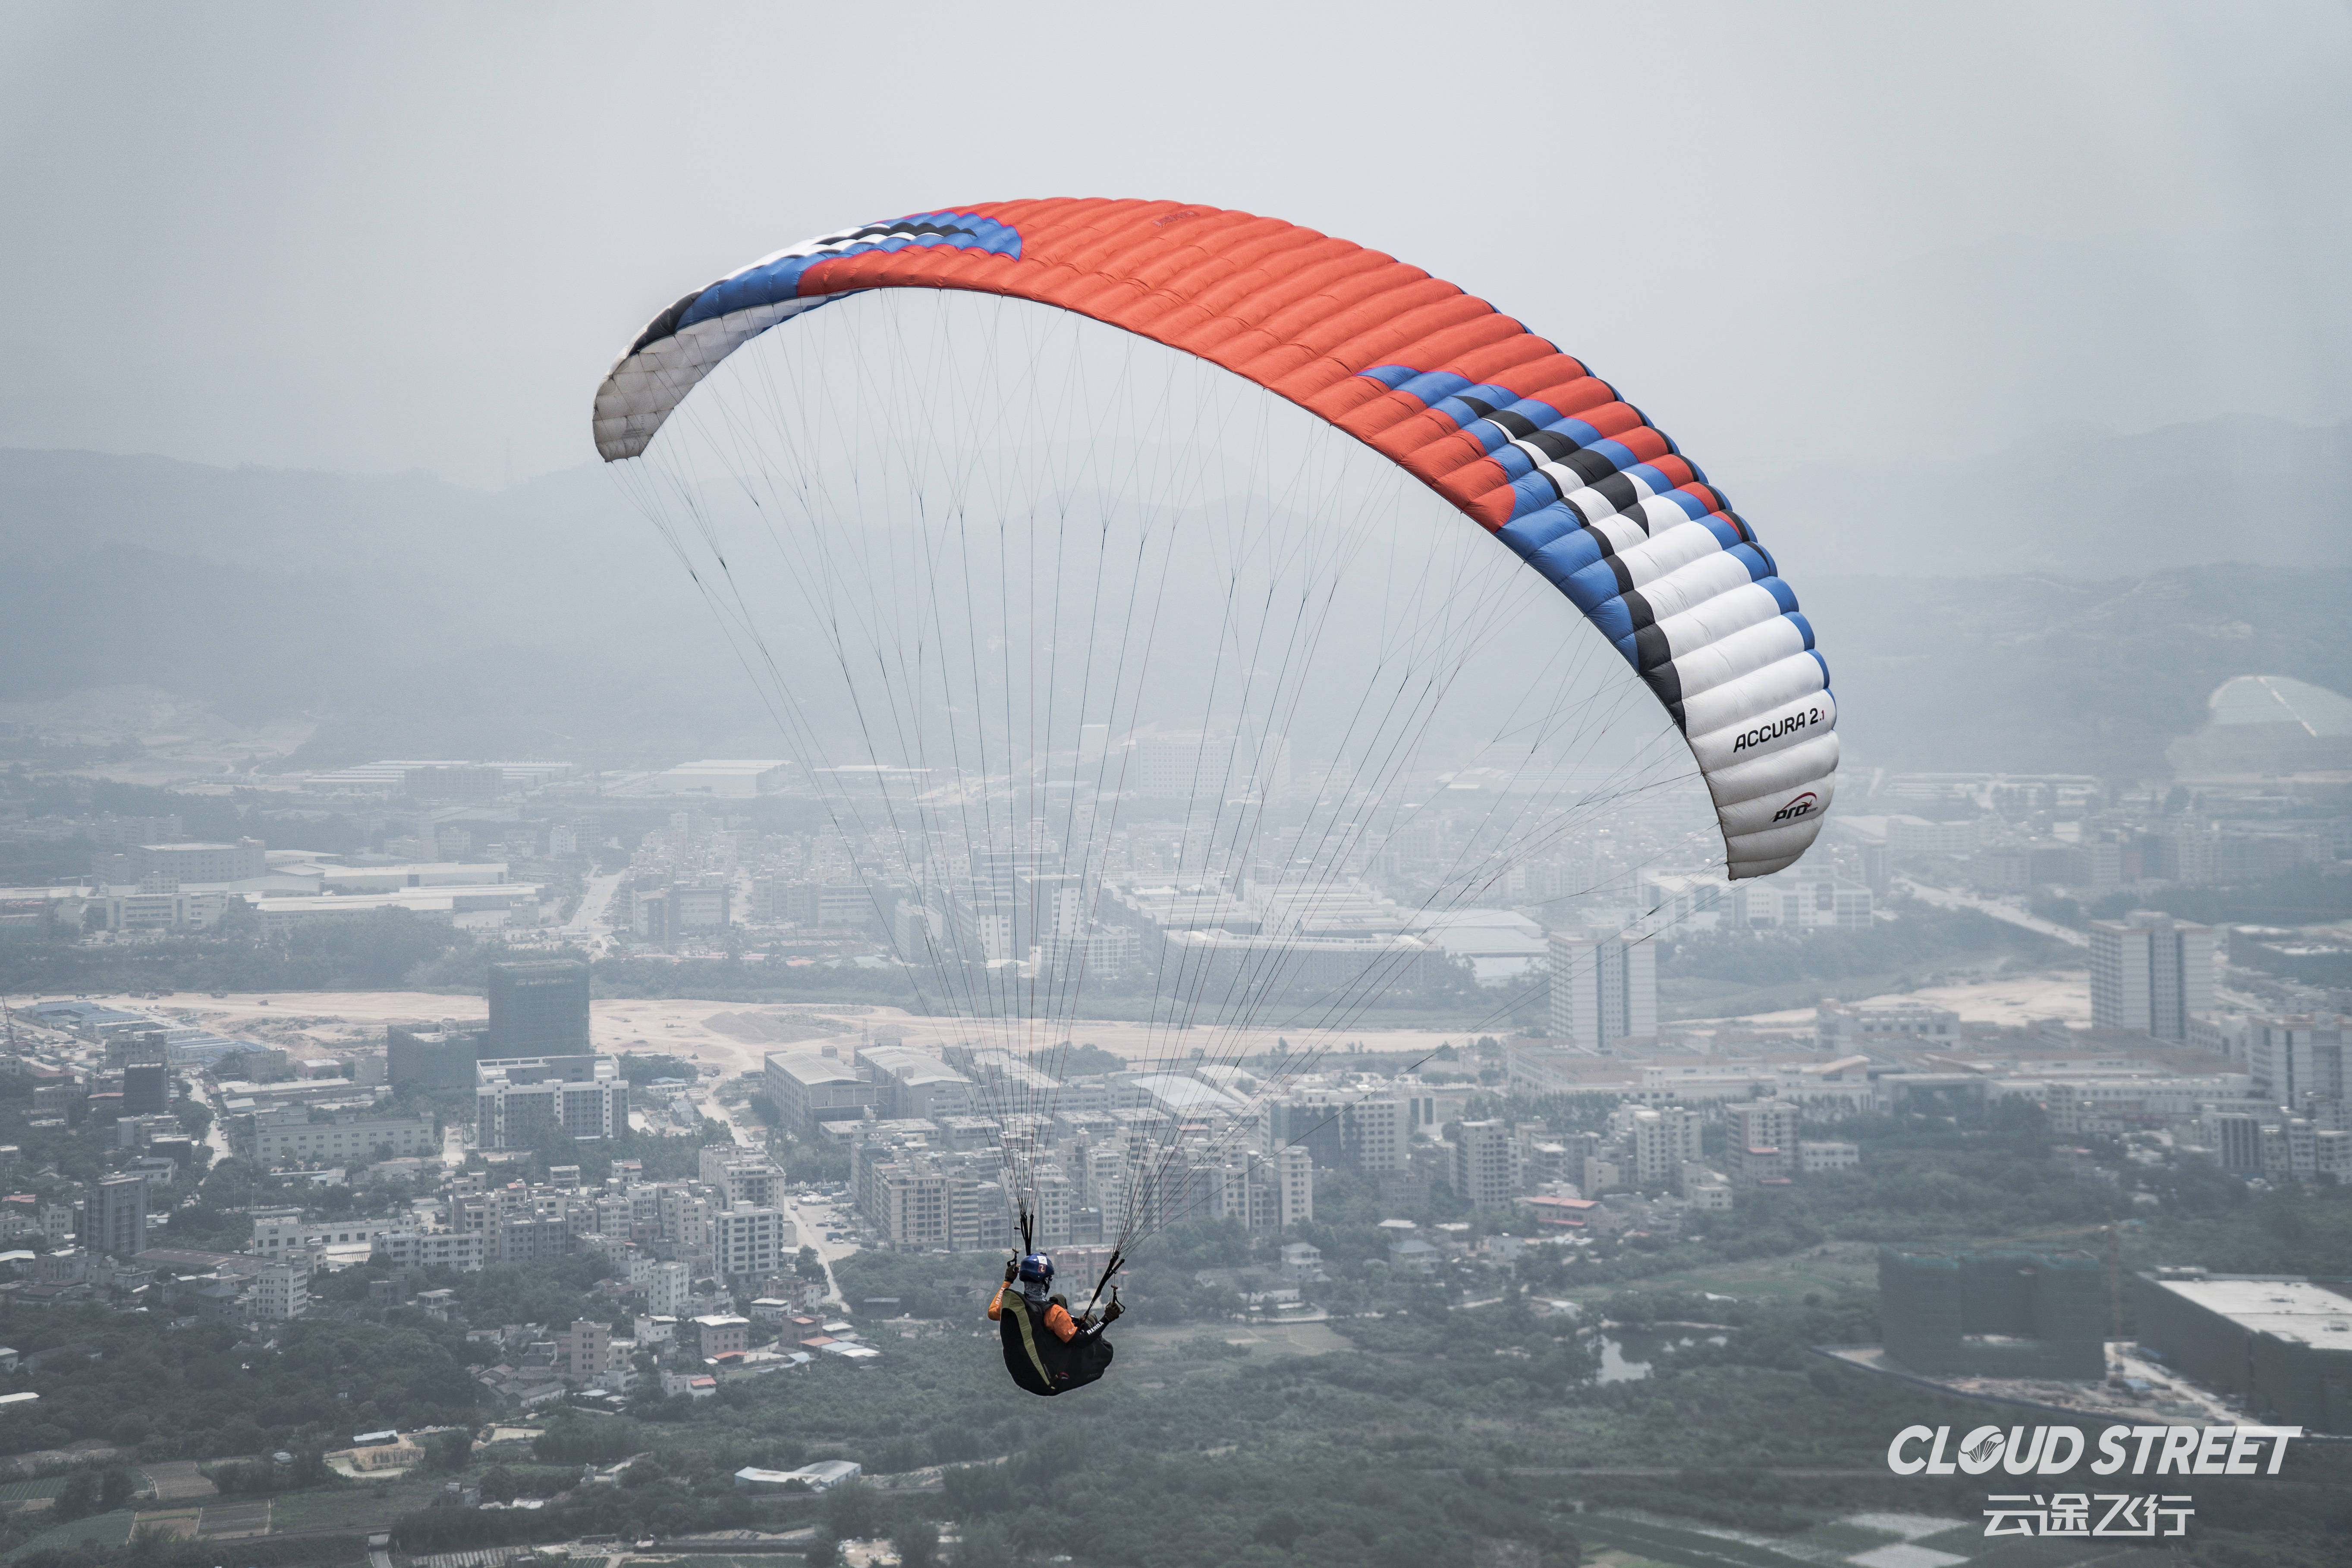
[
  {"left": 2, "top": 424, "right": 2347, "bottom": 781},
  {"left": 1802, "top": 566, "right": 2352, "bottom": 779},
  {"left": 1737, "top": 415, "right": 2351, "bottom": 580}
]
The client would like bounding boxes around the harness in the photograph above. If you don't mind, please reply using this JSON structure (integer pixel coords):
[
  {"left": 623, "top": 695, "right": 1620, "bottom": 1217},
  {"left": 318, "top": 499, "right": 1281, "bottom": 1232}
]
[
  {"left": 997, "top": 1288, "right": 1115, "bottom": 1398},
  {"left": 1003, "top": 1292, "right": 1062, "bottom": 1395}
]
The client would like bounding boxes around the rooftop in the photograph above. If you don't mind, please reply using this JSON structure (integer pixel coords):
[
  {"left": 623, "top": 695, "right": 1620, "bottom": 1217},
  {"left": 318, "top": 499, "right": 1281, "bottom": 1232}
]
[
  {"left": 2204, "top": 675, "right": 2352, "bottom": 737},
  {"left": 1123, "top": 1073, "right": 1245, "bottom": 1114},
  {"left": 766, "top": 1051, "right": 863, "bottom": 1087},
  {"left": 2145, "top": 1276, "right": 2352, "bottom": 1347}
]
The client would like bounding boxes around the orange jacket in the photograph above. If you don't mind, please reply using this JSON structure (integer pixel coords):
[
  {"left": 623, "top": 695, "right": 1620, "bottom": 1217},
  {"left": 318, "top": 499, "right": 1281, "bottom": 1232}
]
[{"left": 989, "top": 1281, "right": 1077, "bottom": 1342}]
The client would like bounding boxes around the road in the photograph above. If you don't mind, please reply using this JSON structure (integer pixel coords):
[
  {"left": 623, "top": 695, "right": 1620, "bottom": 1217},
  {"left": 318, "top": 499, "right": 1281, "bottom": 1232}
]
[
  {"left": 1896, "top": 877, "right": 2089, "bottom": 948},
  {"left": 196, "top": 1084, "right": 235, "bottom": 1163},
  {"left": 786, "top": 1194, "right": 852, "bottom": 1307},
  {"left": 695, "top": 1088, "right": 849, "bottom": 1307},
  {"left": 565, "top": 870, "right": 625, "bottom": 942}
]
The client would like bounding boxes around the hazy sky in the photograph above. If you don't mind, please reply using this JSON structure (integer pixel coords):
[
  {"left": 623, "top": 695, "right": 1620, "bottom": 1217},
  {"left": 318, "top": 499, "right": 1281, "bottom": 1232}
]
[{"left": 3, "top": 1, "right": 2346, "bottom": 489}]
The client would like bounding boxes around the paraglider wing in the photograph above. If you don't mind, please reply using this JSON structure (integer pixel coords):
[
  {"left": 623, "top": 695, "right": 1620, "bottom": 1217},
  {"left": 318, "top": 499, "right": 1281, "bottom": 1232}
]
[{"left": 593, "top": 198, "right": 1836, "bottom": 877}]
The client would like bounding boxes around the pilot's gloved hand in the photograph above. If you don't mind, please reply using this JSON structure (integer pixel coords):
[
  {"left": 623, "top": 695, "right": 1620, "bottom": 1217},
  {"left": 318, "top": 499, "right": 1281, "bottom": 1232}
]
[
  {"left": 1102, "top": 1297, "right": 1124, "bottom": 1324},
  {"left": 1004, "top": 1258, "right": 1019, "bottom": 1283}
]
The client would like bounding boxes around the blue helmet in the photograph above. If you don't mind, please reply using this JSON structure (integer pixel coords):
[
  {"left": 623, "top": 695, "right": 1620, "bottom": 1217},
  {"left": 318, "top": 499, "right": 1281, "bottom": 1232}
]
[{"left": 1019, "top": 1252, "right": 1054, "bottom": 1286}]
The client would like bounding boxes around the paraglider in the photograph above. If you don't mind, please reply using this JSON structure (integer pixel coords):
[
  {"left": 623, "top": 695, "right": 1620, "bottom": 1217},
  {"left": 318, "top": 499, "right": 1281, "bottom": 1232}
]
[{"left": 592, "top": 199, "right": 1839, "bottom": 1400}]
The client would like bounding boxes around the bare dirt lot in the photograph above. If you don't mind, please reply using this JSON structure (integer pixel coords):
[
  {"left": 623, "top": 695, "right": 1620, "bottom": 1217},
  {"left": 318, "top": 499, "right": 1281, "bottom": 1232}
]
[
  {"left": 162, "top": 991, "right": 1490, "bottom": 1077},
  {"left": 1684, "top": 965, "right": 2093, "bottom": 1031},
  {"left": 153, "top": 964, "right": 2094, "bottom": 1079}
]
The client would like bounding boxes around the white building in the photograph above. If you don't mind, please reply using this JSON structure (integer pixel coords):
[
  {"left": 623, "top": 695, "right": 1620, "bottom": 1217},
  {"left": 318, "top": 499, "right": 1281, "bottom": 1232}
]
[
  {"left": 645, "top": 760, "right": 792, "bottom": 798},
  {"left": 1634, "top": 872, "right": 1729, "bottom": 933},
  {"left": 2089, "top": 913, "right": 2214, "bottom": 1040},
  {"left": 1453, "top": 1120, "right": 1522, "bottom": 1208},
  {"left": 1886, "top": 816, "right": 1980, "bottom": 860},
  {"left": 712, "top": 1203, "right": 796, "bottom": 1286},
  {"left": 95, "top": 886, "right": 232, "bottom": 933},
  {"left": 1816, "top": 999, "right": 1959, "bottom": 1050},
  {"left": 373, "top": 1230, "right": 487, "bottom": 1273},
  {"left": 253, "top": 1213, "right": 406, "bottom": 1255},
  {"left": 2246, "top": 1015, "right": 2347, "bottom": 1107},
  {"left": 1681, "top": 1162, "right": 1734, "bottom": 1209},
  {"left": 252, "top": 1261, "right": 308, "bottom": 1321},
  {"left": 857, "top": 1045, "right": 973, "bottom": 1120},
  {"left": 1548, "top": 931, "right": 1656, "bottom": 1053},
  {"left": 132, "top": 840, "right": 266, "bottom": 883},
  {"left": 252, "top": 882, "right": 540, "bottom": 937},
  {"left": 645, "top": 1260, "right": 691, "bottom": 1319},
  {"left": 1251, "top": 1146, "right": 1314, "bottom": 1231},
  {"left": 1040, "top": 924, "right": 1144, "bottom": 974},
  {"left": 765, "top": 1052, "right": 881, "bottom": 1129},
  {"left": 699, "top": 1148, "right": 787, "bottom": 1210},
  {"left": 671, "top": 883, "right": 731, "bottom": 930},
  {"left": 1629, "top": 1105, "right": 1705, "bottom": 1187},
  {"left": 253, "top": 1115, "right": 437, "bottom": 1167},
  {"left": 317, "top": 861, "right": 511, "bottom": 892},
  {"left": 1730, "top": 871, "right": 1873, "bottom": 930},
  {"left": 475, "top": 1057, "right": 629, "bottom": 1147}
]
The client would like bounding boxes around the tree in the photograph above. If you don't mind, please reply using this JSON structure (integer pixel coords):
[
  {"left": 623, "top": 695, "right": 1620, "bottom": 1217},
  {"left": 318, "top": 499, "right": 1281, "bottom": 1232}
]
[
  {"left": 956, "top": 1521, "right": 1016, "bottom": 1568},
  {"left": 892, "top": 1516, "right": 942, "bottom": 1568},
  {"left": 423, "top": 1429, "right": 474, "bottom": 1473},
  {"left": 821, "top": 1479, "right": 881, "bottom": 1540},
  {"left": 51, "top": 1469, "right": 99, "bottom": 1521}
]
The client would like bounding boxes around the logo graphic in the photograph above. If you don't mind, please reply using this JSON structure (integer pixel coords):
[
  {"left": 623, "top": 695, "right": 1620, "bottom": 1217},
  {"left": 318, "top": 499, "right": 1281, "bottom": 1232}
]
[{"left": 1771, "top": 792, "right": 1818, "bottom": 823}]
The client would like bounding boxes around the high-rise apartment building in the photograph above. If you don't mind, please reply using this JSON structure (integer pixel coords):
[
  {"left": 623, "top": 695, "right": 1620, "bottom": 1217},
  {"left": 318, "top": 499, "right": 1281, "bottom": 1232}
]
[
  {"left": 2088, "top": 914, "right": 2214, "bottom": 1040},
  {"left": 1031, "top": 1169, "right": 1073, "bottom": 1249},
  {"left": 699, "top": 1147, "right": 788, "bottom": 1210},
  {"left": 1548, "top": 931, "right": 1657, "bottom": 1052},
  {"left": 712, "top": 1203, "right": 795, "bottom": 1285},
  {"left": 1242, "top": 1146, "right": 1315, "bottom": 1232},
  {"left": 645, "top": 1259, "right": 690, "bottom": 1319},
  {"left": 121, "top": 1062, "right": 169, "bottom": 1116},
  {"left": 1726, "top": 1100, "right": 1801, "bottom": 1183},
  {"left": 2247, "top": 1016, "right": 2348, "bottom": 1108},
  {"left": 1263, "top": 1093, "right": 1409, "bottom": 1175},
  {"left": 92, "top": 1172, "right": 147, "bottom": 1259},
  {"left": 560, "top": 1318, "right": 612, "bottom": 1380},
  {"left": 1452, "top": 1119, "right": 1522, "bottom": 1208},
  {"left": 1630, "top": 1106, "right": 1707, "bottom": 1187},
  {"left": 486, "top": 960, "right": 592, "bottom": 1056}
]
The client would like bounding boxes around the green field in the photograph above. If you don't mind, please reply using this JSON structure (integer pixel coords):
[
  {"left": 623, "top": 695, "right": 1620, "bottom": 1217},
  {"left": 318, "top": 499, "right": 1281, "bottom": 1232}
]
[
  {"left": 2, "top": 1508, "right": 136, "bottom": 1562},
  {"left": 266, "top": 1474, "right": 455, "bottom": 1532},
  {"left": 1541, "top": 1243, "right": 1880, "bottom": 1308}
]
